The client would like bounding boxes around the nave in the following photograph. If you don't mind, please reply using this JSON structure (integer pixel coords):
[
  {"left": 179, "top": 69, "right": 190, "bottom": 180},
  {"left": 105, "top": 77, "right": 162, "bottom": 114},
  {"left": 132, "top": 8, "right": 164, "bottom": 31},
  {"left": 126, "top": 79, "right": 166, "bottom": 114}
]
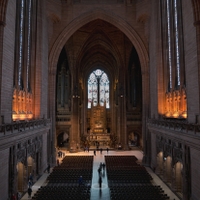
[{"left": 21, "top": 150, "right": 180, "bottom": 200}]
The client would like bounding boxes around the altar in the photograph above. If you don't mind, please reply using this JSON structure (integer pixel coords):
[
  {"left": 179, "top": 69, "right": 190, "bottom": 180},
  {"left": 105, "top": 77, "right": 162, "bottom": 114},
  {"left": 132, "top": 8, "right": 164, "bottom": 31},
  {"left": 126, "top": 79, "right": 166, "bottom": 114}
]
[
  {"left": 87, "top": 100, "right": 111, "bottom": 146},
  {"left": 88, "top": 133, "right": 110, "bottom": 146}
]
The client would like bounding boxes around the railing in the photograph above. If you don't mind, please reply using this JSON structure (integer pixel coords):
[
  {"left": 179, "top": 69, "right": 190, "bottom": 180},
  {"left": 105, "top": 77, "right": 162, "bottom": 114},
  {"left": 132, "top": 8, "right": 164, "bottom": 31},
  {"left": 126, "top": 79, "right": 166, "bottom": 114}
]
[
  {"left": 148, "top": 118, "right": 200, "bottom": 135},
  {"left": 0, "top": 119, "right": 51, "bottom": 136}
]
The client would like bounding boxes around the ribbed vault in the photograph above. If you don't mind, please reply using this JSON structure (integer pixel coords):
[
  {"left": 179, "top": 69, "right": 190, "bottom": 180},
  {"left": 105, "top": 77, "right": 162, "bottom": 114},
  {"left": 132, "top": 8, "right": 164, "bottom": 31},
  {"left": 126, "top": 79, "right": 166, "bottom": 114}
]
[{"left": 65, "top": 19, "right": 130, "bottom": 80}]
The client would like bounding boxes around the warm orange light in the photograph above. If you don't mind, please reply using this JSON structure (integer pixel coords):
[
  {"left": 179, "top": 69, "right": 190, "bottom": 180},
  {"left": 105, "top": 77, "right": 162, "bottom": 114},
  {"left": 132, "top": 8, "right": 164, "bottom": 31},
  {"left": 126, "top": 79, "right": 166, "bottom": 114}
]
[
  {"left": 12, "top": 113, "right": 33, "bottom": 121},
  {"left": 162, "top": 89, "right": 187, "bottom": 119},
  {"left": 12, "top": 89, "right": 34, "bottom": 121}
]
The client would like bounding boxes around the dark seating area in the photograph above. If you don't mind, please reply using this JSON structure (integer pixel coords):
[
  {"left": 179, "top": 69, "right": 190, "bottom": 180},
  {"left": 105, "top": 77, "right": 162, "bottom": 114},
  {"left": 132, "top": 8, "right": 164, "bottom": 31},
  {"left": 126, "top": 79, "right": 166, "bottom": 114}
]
[
  {"left": 32, "top": 156, "right": 93, "bottom": 200},
  {"left": 105, "top": 156, "right": 170, "bottom": 200},
  {"left": 31, "top": 185, "right": 91, "bottom": 200}
]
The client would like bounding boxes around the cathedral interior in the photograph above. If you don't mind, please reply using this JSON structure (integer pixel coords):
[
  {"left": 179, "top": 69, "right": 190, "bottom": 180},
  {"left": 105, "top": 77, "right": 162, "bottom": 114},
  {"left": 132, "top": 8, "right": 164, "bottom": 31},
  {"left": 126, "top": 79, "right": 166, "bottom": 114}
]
[{"left": 0, "top": 0, "right": 200, "bottom": 199}]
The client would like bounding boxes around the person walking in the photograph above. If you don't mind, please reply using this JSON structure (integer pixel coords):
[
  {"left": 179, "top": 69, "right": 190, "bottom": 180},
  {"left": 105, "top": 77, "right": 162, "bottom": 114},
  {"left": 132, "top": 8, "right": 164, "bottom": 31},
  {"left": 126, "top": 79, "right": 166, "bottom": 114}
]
[
  {"left": 47, "top": 163, "right": 50, "bottom": 173},
  {"left": 102, "top": 163, "right": 106, "bottom": 171},
  {"left": 98, "top": 176, "right": 102, "bottom": 189},
  {"left": 28, "top": 179, "right": 32, "bottom": 188},
  {"left": 99, "top": 162, "right": 103, "bottom": 170},
  {"left": 98, "top": 167, "right": 101, "bottom": 176},
  {"left": 29, "top": 173, "right": 33, "bottom": 185},
  {"left": 27, "top": 187, "right": 32, "bottom": 198},
  {"left": 94, "top": 150, "right": 96, "bottom": 156},
  {"left": 106, "top": 147, "right": 109, "bottom": 153}
]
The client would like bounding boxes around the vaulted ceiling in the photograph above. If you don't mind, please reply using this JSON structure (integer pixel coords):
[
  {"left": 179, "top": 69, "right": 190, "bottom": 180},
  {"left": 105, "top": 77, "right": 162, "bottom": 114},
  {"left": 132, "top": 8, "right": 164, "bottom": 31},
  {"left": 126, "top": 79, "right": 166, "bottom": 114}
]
[{"left": 65, "top": 19, "right": 133, "bottom": 78}]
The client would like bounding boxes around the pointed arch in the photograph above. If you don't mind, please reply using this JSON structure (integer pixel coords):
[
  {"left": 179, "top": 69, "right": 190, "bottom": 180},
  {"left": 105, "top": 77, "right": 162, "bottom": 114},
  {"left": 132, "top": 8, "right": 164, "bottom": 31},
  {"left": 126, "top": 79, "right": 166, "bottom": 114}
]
[{"left": 49, "top": 9, "right": 149, "bottom": 75}]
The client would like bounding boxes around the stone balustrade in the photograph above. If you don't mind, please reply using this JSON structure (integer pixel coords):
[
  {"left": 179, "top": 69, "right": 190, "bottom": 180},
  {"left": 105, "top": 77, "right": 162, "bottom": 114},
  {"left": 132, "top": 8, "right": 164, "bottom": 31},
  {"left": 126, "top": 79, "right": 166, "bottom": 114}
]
[
  {"left": 0, "top": 119, "right": 51, "bottom": 136},
  {"left": 148, "top": 118, "right": 200, "bottom": 135}
]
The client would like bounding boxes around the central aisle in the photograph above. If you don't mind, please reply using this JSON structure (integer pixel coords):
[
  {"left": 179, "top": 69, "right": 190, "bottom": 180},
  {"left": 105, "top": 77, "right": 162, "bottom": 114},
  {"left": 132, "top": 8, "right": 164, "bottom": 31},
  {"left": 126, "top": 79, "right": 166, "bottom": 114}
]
[{"left": 90, "top": 151, "right": 110, "bottom": 200}]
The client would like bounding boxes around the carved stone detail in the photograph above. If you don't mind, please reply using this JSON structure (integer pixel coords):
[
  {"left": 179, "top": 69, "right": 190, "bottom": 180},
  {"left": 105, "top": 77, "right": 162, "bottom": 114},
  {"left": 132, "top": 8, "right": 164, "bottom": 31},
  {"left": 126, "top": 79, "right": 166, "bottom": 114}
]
[
  {"left": 17, "top": 148, "right": 26, "bottom": 163},
  {"left": 173, "top": 147, "right": 183, "bottom": 163}
]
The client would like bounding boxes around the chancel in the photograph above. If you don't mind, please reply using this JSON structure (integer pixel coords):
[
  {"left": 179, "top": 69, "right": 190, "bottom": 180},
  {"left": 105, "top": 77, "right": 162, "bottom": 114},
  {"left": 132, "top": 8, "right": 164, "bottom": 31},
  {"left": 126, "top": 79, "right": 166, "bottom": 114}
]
[{"left": 0, "top": 0, "right": 200, "bottom": 200}]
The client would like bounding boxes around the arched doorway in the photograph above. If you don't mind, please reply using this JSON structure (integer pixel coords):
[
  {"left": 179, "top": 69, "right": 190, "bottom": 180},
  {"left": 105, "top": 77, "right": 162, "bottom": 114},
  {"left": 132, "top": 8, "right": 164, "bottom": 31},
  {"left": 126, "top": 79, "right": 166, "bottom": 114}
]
[
  {"left": 27, "top": 156, "right": 35, "bottom": 184},
  {"left": 128, "top": 131, "right": 140, "bottom": 147},
  {"left": 163, "top": 156, "right": 172, "bottom": 184},
  {"left": 174, "top": 161, "right": 183, "bottom": 194},
  {"left": 17, "top": 162, "right": 26, "bottom": 193},
  {"left": 156, "top": 151, "right": 163, "bottom": 175},
  {"left": 57, "top": 132, "right": 69, "bottom": 148}
]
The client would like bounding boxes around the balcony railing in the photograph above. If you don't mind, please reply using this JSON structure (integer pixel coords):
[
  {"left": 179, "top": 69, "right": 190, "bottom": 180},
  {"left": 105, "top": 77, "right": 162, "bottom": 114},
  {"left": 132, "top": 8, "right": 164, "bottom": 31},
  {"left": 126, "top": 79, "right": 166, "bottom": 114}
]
[
  {"left": 148, "top": 118, "right": 200, "bottom": 135},
  {"left": 0, "top": 119, "right": 51, "bottom": 136}
]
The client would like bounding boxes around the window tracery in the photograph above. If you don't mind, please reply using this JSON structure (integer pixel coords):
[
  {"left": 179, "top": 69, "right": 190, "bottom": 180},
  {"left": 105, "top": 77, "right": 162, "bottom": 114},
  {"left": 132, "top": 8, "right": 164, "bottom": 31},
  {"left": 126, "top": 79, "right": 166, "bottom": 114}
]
[{"left": 88, "top": 69, "right": 109, "bottom": 108}]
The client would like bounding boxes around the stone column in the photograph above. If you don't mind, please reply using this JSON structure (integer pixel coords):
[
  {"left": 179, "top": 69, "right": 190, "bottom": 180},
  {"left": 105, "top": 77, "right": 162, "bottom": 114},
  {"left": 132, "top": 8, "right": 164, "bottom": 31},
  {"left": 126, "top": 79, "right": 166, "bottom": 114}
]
[
  {"left": 70, "top": 94, "right": 80, "bottom": 152},
  {"left": 119, "top": 79, "right": 127, "bottom": 150},
  {"left": 0, "top": 21, "right": 5, "bottom": 124},
  {"left": 192, "top": 0, "right": 200, "bottom": 113},
  {"left": 48, "top": 71, "right": 56, "bottom": 165},
  {"left": 120, "top": 93, "right": 127, "bottom": 149},
  {"left": 142, "top": 71, "right": 150, "bottom": 165},
  {"left": 11, "top": 145, "right": 17, "bottom": 196},
  {"left": 182, "top": 145, "right": 191, "bottom": 200},
  {"left": 70, "top": 71, "right": 80, "bottom": 152}
]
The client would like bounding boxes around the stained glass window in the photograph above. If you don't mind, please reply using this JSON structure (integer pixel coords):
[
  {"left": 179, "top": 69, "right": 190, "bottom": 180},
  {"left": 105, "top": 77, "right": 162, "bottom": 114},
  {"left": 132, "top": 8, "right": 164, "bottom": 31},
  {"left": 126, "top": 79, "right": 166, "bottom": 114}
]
[
  {"left": 162, "top": 0, "right": 184, "bottom": 89},
  {"left": 26, "top": 0, "right": 32, "bottom": 90},
  {"left": 166, "top": 0, "right": 172, "bottom": 89},
  {"left": 88, "top": 69, "right": 109, "bottom": 108},
  {"left": 18, "top": 0, "right": 25, "bottom": 87}
]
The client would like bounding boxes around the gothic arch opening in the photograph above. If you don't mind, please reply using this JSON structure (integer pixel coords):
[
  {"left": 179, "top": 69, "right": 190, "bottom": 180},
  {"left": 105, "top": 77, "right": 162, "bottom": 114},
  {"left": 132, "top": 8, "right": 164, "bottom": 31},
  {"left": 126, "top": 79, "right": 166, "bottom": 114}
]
[{"left": 54, "top": 16, "right": 146, "bottom": 151}]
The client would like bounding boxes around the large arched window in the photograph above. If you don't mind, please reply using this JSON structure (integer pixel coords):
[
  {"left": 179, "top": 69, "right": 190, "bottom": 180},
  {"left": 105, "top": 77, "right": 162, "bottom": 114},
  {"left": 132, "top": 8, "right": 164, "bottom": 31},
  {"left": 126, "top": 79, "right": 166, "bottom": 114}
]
[{"left": 88, "top": 69, "right": 109, "bottom": 108}]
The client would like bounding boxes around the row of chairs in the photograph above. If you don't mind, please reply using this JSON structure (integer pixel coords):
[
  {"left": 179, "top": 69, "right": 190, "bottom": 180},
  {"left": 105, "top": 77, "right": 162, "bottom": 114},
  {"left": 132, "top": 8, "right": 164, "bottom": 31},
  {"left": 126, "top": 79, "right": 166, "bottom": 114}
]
[
  {"left": 32, "top": 185, "right": 90, "bottom": 200},
  {"left": 47, "top": 169, "right": 92, "bottom": 183},
  {"left": 105, "top": 156, "right": 170, "bottom": 200},
  {"left": 32, "top": 156, "right": 93, "bottom": 200},
  {"left": 105, "top": 155, "right": 138, "bottom": 167}
]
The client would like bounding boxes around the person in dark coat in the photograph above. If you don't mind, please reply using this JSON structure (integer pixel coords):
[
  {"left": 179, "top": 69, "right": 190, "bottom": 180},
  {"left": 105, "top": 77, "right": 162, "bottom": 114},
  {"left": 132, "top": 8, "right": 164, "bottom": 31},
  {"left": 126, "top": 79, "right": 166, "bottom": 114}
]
[
  {"left": 102, "top": 163, "right": 106, "bottom": 171},
  {"left": 98, "top": 176, "right": 102, "bottom": 189},
  {"left": 28, "top": 187, "right": 32, "bottom": 198},
  {"left": 28, "top": 180, "right": 32, "bottom": 188},
  {"left": 106, "top": 148, "right": 109, "bottom": 153},
  {"left": 47, "top": 164, "right": 50, "bottom": 173},
  {"left": 29, "top": 173, "right": 33, "bottom": 185},
  {"left": 98, "top": 167, "right": 101, "bottom": 176}
]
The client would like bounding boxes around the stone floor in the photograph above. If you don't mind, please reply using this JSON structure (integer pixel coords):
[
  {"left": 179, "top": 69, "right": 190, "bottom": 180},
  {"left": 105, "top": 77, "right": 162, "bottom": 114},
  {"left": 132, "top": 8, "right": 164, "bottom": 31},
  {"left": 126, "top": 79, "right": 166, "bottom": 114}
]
[{"left": 21, "top": 149, "right": 180, "bottom": 200}]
